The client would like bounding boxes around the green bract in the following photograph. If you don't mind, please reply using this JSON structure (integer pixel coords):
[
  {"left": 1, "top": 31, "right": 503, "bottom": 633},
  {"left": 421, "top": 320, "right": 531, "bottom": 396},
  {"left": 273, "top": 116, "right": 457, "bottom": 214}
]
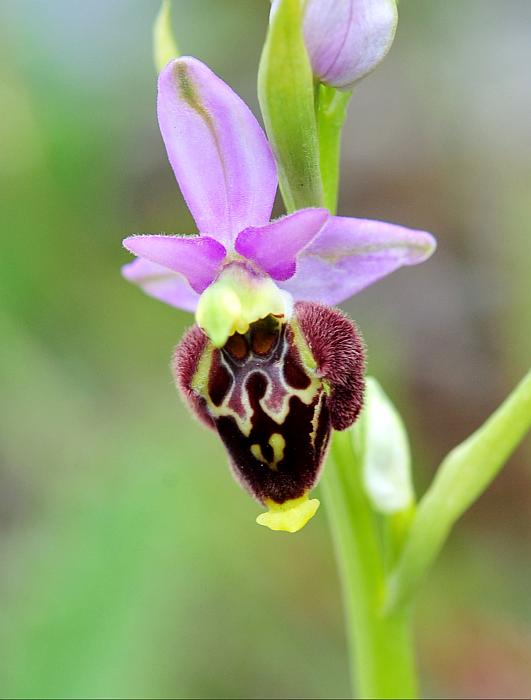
[
  {"left": 355, "top": 377, "right": 414, "bottom": 515},
  {"left": 153, "top": 0, "right": 179, "bottom": 73},
  {"left": 258, "top": 0, "right": 324, "bottom": 212}
]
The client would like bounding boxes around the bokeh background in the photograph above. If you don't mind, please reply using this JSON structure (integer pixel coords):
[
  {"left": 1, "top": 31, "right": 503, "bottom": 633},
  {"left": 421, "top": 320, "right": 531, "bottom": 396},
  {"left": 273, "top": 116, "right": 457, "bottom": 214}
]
[{"left": 1, "top": 1, "right": 530, "bottom": 697}]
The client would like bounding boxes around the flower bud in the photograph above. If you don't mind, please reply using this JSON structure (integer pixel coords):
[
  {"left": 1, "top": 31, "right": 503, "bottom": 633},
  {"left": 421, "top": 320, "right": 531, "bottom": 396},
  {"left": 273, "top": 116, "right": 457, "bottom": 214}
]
[
  {"left": 301, "top": 0, "right": 398, "bottom": 90},
  {"left": 358, "top": 377, "right": 414, "bottom": 514}
]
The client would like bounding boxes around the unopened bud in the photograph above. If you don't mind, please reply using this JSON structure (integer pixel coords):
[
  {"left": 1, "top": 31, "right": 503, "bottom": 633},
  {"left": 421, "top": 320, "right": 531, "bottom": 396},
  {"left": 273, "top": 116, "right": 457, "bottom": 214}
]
[
  {"left": 358, "top": 377, "right": 414, "bottom": 514},
  {"left": 301, "top": 0, "right": 398, "bottom": 90}
]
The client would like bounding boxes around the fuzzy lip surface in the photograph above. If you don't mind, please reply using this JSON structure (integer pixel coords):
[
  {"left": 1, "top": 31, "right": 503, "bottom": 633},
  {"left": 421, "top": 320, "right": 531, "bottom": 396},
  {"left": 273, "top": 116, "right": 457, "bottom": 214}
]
[
  {"left": 121, "top": 56, "right": 436, "bottom": 318},
  {"left": 172, "top": 303, "right": 365, "bottom": 507}
]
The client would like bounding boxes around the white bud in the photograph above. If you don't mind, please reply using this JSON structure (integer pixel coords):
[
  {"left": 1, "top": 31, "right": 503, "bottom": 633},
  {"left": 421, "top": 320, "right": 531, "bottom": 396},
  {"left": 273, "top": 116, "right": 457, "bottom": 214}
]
[{"left": 358, "top": 377, "right": 414, "bottom": 514}]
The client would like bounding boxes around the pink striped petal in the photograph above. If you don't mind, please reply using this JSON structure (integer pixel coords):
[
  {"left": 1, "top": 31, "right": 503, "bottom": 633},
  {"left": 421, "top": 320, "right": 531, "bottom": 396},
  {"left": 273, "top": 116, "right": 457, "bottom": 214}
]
[
  {"left": 235, "top": 208, "right": 328, "bottom": 281},
  {"left": 123, "top": 234, "right": 226, "bottom": 294},
  {"left": 122, "top": 258, "right": 200, "bottom": 312},
  {"left": 278, "top": 216, "right": 436, "bottom": 304},
  {"left": 158, "top": 57, "right": 278, "bottom": 245}
]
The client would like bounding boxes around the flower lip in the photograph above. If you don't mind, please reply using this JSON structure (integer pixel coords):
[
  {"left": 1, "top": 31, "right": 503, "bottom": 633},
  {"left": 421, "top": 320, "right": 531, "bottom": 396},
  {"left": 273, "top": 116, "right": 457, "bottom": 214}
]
[{"left": 173, "top": 301, "right": 365, "bottom": 532}]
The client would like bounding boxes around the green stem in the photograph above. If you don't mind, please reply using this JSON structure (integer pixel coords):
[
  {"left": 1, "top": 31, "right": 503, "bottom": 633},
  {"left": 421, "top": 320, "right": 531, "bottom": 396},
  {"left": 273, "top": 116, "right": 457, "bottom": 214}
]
[
  {"left": 317, "top": 86, "right": 419, "bottom": 695},
  {"left": 314, "top": 80, "right": 419, "bottom": 695},
  {"left": 323, "top": 431, "right": 418, "bottom": 699},
  {"left": 315, "top": 85, "right": 351, "bottom": 212}
]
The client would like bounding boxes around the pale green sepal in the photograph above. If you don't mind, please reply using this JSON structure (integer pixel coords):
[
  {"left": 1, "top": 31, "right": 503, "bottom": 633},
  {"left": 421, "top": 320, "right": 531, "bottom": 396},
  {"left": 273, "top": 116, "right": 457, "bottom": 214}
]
[
  {"left": 257, "top": 495, "right": 320, "bottom": 533},
  {"left": 258, "top": 0, "right": 324, "bottom": 213},
  {"left": 153, "top": 0, "right": 179, "bottom": 74},
  {"left": 354, "top": 377, "right": 414, "bottom": 515},
  {"left": 195, "top": 264, "right": 293, "bottom": 348}
]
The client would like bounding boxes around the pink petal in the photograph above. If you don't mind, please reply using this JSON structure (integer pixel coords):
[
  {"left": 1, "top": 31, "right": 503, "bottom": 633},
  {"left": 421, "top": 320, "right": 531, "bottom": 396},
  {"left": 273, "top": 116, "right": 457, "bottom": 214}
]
[
  {"left": 158, "top": 57, "right": 278, "bottom": 246},
  {"left": 123, "top": 234, "right": 226, "bottom": 294},
  {"left": 234, "top": 208, "right": 328, "bottom": 281},
  {"left": 278, "top": 216, "right": 436, "bottom": 304},
  {"left": 122, "top": 258, "right": 200, "bottom": 312}
]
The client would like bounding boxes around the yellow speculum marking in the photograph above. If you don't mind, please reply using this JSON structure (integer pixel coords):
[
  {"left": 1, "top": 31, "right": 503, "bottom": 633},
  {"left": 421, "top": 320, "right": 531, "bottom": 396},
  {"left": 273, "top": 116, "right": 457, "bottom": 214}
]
[
  {"left": 250, "top": 443, "right": 268, "bottom": 466},
  {"left": 269, "top": 432, "right": 285, "bottom": 464},
  {"left": 250, "top": 432, "right": 285, "bottom": 471}
]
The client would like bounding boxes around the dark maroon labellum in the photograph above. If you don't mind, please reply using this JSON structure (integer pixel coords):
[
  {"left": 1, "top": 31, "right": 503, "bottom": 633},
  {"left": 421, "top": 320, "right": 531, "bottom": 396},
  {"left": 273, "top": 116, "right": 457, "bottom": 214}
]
[{"left": 173, "top": 302, "right": 365, "bottom": 505}]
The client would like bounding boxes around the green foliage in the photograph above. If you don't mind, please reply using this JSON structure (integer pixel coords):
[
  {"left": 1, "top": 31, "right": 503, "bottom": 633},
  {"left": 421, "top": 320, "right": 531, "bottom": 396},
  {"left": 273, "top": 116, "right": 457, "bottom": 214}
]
[{"left": 387, "top": 368, "right": 531, "bottom": 611}]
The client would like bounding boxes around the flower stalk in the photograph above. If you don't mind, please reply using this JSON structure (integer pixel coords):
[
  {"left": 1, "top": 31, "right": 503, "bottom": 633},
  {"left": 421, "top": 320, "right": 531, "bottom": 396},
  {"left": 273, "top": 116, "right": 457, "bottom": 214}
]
[
  {"left": 315, "top": 84, "right": 352, "bottom": 212},
  {"left": 317, "top": 132, "right": 421, "bottom": 694},
  {"left": 324, "top": 430, "right": 418, "bottom": 699}
]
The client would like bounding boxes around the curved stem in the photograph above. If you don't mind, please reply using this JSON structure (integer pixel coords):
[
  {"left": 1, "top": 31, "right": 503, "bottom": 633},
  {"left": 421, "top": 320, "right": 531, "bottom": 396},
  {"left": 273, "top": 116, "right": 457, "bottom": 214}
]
[
  {"left": 323, "top": 431, "right": 418, "bottom": 699},
  {"left": 387, "top": 368, "right": 531, "bottom": 612}
]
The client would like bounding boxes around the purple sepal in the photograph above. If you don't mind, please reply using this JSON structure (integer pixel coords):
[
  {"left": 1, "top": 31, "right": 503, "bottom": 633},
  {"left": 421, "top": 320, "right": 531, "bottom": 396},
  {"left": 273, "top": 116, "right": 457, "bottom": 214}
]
[
  {"left": 279, "top": 216, "right": 436, "bottom": 305},
  {"left": 158, "top": 57, "right": 278, "bottom": 245},
  {"left": 123, "top": 234, "right": 226, "bottom": 294},
  {"left": 122, "top": 258, "right": 200, "bottom": 312}
]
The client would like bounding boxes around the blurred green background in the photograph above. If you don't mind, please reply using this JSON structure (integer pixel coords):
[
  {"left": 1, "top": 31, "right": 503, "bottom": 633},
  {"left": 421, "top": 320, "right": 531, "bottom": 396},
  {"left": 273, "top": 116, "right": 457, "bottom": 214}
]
[{"left": 1, "top": 1, "right": 530, "bottom": 698}]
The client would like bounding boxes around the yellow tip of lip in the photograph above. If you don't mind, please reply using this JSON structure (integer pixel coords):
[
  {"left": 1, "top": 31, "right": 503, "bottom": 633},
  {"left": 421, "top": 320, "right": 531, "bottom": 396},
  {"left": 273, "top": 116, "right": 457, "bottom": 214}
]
[{"left": 256, "top": 495, "right": 320, "bottom": 533}]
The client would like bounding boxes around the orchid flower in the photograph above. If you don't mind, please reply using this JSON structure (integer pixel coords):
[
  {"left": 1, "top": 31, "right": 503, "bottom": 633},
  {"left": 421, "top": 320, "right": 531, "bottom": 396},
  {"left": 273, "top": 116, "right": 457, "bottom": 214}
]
[{"left": 122, "top": 56, "right": 435, "bottom": 532}]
